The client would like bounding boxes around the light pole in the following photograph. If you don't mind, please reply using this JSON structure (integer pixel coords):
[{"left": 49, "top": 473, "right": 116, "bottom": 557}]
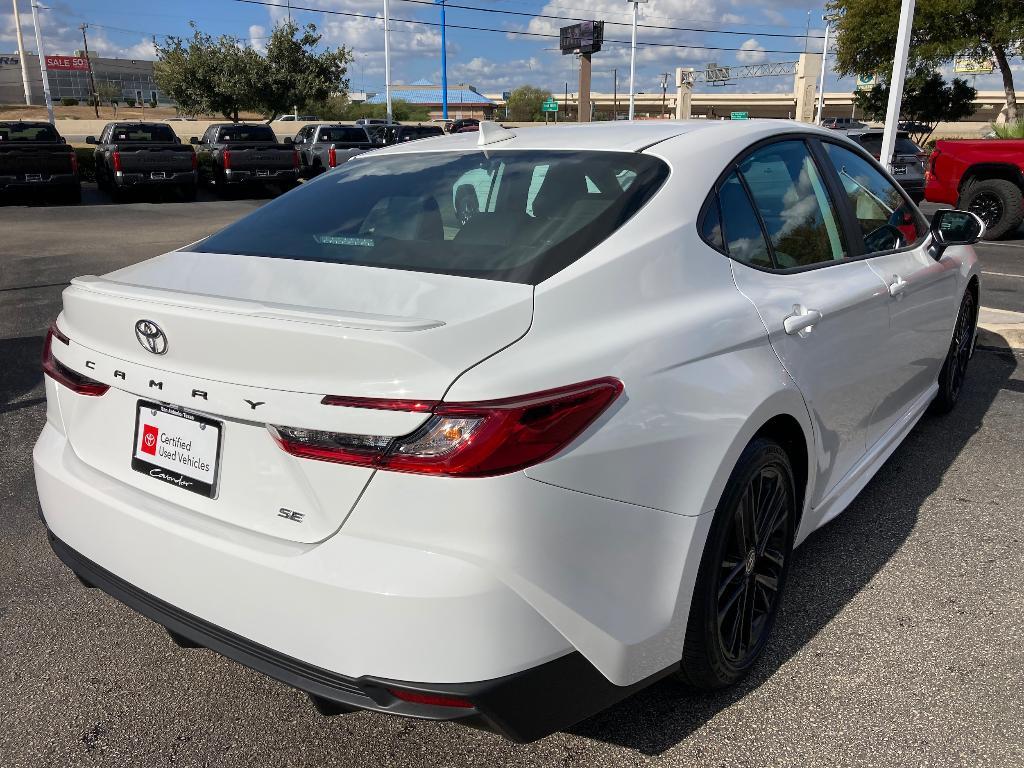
[
  {"left": 627, "top": 0, "right": 647, "bottom": 120},
  {"left": 436, "top": 0, "right": 448, "bottom": 120},
  {"left": 11, "top": 0, "right": 33, "bottom": 105},
  {"left": 29, "top": 0, "right": 53, "bottom": 123},
  {"left": 814, "top": 17, "right": 831, "bottom": 125},
  {"left": 383, "top": 0, "right": 393, "bottom": 123},
  {"left": 659, "top": 72, "right": 669, "bottom": 118},
  {"left": 879, "top": 0, "right": 915, "bottom": 172}
]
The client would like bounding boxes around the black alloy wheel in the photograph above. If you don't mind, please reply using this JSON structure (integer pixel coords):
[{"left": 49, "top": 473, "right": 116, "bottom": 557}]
[
  {"left": 931, "top": 289, "right": 976, "bottom": 414},
  {"left": 678, "top": 438, "right": 796, "bottom": 689},
  {"left": 968, "top": 191, "right": 1004, "bottom": 230}
]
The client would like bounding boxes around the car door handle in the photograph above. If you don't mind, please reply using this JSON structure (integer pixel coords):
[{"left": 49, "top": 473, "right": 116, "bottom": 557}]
[
  {"left": 783, "top": 306, "right": 822, "bottom": 335},
  {"left": 888, "top": 275, "right": 909, "bottom": 297}
]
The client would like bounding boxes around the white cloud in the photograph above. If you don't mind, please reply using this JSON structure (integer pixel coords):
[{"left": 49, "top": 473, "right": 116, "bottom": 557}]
[
  {"left": 248, "top": 24, "right": 266, "bottom": 53},
  {"left": 736, "top": 38, "right": 766, "bottom": 65}
]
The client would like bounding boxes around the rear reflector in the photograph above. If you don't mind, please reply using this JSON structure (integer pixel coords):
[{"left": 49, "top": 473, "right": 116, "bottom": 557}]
[
  {"left": 42, "top": 323, "right": 109, "bottom": 396},
  {"left": 271, "top": 378, "right": 623, "bottom": 477},
  {"left": 386, "top": 688, "right": 474, "bottom": 709}
]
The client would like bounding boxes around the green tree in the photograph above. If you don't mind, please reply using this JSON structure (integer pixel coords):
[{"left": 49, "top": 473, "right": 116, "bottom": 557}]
[
  {"left": 854, "top": 70, "right": 977, "bottom": 144},
  {"left": 828, "top": 0, "right": 1023, "bottom": 120},
  {"left": 95, "top": 80, "right": 121, "bottom": 116},
  {"left": 155, "top": 23, "right": 265, "bottom": 121},
  {"left": 507, "top": 85, "right": 551, "bottom": 121},
  {"left": 260, "top": 21, "right": 353, "bottom": 121}
]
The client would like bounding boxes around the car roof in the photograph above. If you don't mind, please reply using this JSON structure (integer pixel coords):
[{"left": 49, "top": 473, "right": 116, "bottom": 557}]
[{"left": 366, "top": 119, "right": 840, "bottom": 156}]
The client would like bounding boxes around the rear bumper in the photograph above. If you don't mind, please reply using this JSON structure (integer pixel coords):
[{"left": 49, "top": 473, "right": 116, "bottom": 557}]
[
  {"left": 223, "top": 168, "right": 298, "bottom": 184},
  {"left": 114, "top": 170, "right": 197, "bottom": 187},
  {"left": 0, "top": 173, "right": 78, "bottom": 190},
  {"left": 47, "top": 532, "right": 673, "bottom": 742}
]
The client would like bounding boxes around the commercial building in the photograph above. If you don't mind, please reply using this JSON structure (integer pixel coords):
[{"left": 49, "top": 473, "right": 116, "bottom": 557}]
[{"left": 0, "top": 52, "right": 167, "bottom": 106}]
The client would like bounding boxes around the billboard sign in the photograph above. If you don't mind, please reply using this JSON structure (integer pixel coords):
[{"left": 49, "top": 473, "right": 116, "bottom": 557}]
[
  {"left": 856, "top": 73, "right": 877, "bottom": 90},
  {"left": 0, "top": 55, "right": 20, "bottom": 67},
  {"left": 559, "top": 21, "right": 604, "bottom": 55},
  {"left": 46, "top": 55, "right": 90, "bottom": 71},
  {"left": 954, "top": 58, "right": 994, "bottom": 75}
]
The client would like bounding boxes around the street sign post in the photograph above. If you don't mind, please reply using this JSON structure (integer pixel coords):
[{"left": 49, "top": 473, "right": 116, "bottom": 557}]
[
  {"left": 730, "top": 111, "right": 749, "bottom": 120},
  {"left": 856, "top": 73, "right": 877, "bottom": 90},
  {"left": 541, "top": 98, "right": 559, "bottom": 112}
]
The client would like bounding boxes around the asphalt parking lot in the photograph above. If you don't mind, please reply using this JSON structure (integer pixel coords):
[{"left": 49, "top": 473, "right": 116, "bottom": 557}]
[{"left": 1, "top": 188, "right": 1023, "bottom": 767}]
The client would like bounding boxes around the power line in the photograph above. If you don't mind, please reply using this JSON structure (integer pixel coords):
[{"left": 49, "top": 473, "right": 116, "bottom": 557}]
[
  {"left": 393, "top": 0, "right": 826, "bottom": 40},
  {"left": 227, "top": 0, "right": 817, "bottom": 55}
]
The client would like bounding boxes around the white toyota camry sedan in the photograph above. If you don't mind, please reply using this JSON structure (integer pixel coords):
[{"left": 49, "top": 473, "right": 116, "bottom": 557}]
[{"left": 35, "top": 120, "right": 983, "bottom": 742}]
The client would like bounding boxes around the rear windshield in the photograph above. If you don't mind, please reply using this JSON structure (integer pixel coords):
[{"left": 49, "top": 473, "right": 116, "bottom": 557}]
[
  {"left": 217, "top": 125, "right": 276, "bottom": 142},
  {"left": 0, "top": 123, "right": 59, "bottom": 142},
  {"left": 855, "top": 134, "right": 921, "bottom": 156},
  {"left": 195, "top": 150, "right": 670, "bottom": 284},
  {"left": 111, "top": 124, "right": 176, "bottom": 142},
  {"left": 318, "top": 127, "right": 370, "bottom": 143}
]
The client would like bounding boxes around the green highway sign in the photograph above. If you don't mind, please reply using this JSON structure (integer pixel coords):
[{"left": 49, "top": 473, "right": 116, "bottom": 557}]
[
  {"left": 541, "top": 98, "right": 559, "bottom": 113},
  {"left": 730, "top": 111, "right": 749, "bottom": 120}
]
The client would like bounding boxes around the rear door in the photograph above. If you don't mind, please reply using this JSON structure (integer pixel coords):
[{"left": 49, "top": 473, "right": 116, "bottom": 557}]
[
  {"left": 819, "top": 140, "right": 958, "bottom": 448},
  {"left": 713, "top": 138, "right": 893, "bottom": 507}
]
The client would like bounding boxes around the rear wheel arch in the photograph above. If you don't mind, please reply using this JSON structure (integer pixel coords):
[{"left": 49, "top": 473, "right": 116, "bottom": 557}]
[
  {"left": 958, "top": 163, "right": 1024, "bottom": 194},
  {"left": 752, "top": 414, "right": 810, "bottom": 533}
]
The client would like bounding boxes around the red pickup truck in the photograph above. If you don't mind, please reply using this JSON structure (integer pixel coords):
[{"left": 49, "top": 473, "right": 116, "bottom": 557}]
[{"left": 924, "top": 139, "right": 1024, "bottom": 239}]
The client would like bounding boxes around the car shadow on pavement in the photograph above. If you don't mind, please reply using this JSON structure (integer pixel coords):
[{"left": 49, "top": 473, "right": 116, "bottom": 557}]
[
  {"left": 569, "top": 346, "right": 1019, "bottom": 755},
  {"left": 0, "top": 335, "right": 46, "bottom": 413}
]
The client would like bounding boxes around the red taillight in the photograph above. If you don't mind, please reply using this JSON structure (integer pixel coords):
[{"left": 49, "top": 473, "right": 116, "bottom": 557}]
[
  {"left": 42, "top": 323, "right": 109, "bottom": 396},
  {"left": 191, "top": 151, "right": 198, "bottom": 170},
  {"left": 386, "top": 688, "right": 474, "bottom": 709},
  {"left": 70, "top": 153, "right": 78, "bottom": 175},
  {"left": 328, "top": 146, "right": 337, "bottom": 168},
  {"left": 111, "top": 150, "right": 122, "bottom": 172},
  {"left": 926, "top": 148, "right": 940, "bottom": 174},
  {"left": 293, "top": 149, "right": 300, "bottom": 169},
  {"left": 222, "top": 149, "right": 232, "bottom": 170},
  {"left": 271, "top": 378, "right": 623, "bottom": 477}
]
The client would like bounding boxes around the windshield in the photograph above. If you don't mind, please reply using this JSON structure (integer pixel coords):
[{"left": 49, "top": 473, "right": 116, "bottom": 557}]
[
  {"left": 856, "top": 134, "right": 922, "bottom": 157},
  {"left": 0, "top": 123, "right": 59, "bottom": 142},
  {"left": 195, "top": 150, "right": 669, "bottom": 284},
  {"left": 217, "top": 125, "right": 276, "bottom": 142},
  {"left": 111, "top": 123, "right": 177, "bottom": 142}
]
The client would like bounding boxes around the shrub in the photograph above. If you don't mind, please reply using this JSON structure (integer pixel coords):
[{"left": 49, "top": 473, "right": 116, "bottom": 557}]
[
  {"left": 150, "top": 99, "right": 158, "bottom": 108},
  {"left": 126, "top": 98, "right": 136, "bottom": 107},
  {"left": 60, "top": 97, "right": 79, "bottom": 107},
  {"left": 991, "top": 120, "right": 1024, "bottom": 139}
]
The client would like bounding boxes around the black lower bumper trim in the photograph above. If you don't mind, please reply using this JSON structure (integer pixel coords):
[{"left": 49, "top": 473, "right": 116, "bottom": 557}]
[{"left": 47, "top": 532, "right": 675, "bottom": 742}]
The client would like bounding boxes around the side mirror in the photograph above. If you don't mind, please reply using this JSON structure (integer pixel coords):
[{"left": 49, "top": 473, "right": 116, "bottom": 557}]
[
  {"left": 190, "top": 136, "right": 200, "bottom": 145},
  {"left": 929, "top": 209, "right": 984, "bottom": 258},
  {"left": 85, "top": 135, "right": 97, "bottom": 144},
  {"left": 283, "top": 137, "right": 294, "bottom": 146}
]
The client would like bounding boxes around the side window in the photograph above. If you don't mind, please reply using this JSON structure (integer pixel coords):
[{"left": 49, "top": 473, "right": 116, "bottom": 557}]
[
  {"left": 739, "top": 140, "right": 847, "bottom": 268},
  {"left": 699, "top": 194, "right": 724, "bottom": 252},
  {"left": 823, "top": 142, "right": 927, "bottom": 253},
  {"left": 718, "top": 173, "right": 772, "bottom": 268}
]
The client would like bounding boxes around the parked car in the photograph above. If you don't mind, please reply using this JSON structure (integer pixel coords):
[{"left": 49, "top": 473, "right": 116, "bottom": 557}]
[
  {"left": 445, "top": 118, "right": 480, "bottom": 134},
  {"left": 355, "top": 118, "right": 394, "bottom": 126},
  {"left": 37, "top": 121, "right": 983, "bottom": 743},
  {"left": 844, "top": 129, "right": 926, "bottom": 202},
  {"left": 0, "top": 120, "right": 80, "bottom": 203},
  {"left": 821, "top": 117, "right": 867, "bottom": 130},
  {"left": 925, "top": 138, "right": 1024, "bottom": 239},
  {"left": 191, "top": 123, "right": 299, "bottom": 193},
  {"left": 371, "top": 123, "right": 447, "bottom": 145},
  {"left": 277, "top": 114, "right": 320, "bottom": 122},
  {"left": 292, "top": 123, "right": 378, "bottom": 176},
  {"left": 87, "top": 122, "right": 197, "bottom": 201}
]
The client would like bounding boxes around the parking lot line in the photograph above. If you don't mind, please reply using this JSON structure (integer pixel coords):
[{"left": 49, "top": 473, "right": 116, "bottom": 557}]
[
  {"left": 982, "top": 271, "right": 1024, "bottom": 279},
  {"left": 981, "top": 240, "right": 1024, "bottom": 249}
]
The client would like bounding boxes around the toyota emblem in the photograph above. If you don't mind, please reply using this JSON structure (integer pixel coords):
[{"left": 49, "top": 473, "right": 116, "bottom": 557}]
[{"left": 135, "top": 319, "right": 168, "bottom": 355}]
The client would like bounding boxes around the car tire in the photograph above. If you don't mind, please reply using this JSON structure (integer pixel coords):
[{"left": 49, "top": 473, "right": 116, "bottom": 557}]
[
  {"left": 929, "top": 288, "right": 977, "bottom": 415},
  {"left": 959, "top": 179, "right": 1024, "bottom": 240},
  {"left": 676, "top": 437, "right": 796, "bottom": 690}
]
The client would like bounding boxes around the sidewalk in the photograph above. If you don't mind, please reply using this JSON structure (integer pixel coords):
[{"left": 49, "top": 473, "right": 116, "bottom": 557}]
[{"left": 978, "top": 306, "right": 1024, "bottom": 350}]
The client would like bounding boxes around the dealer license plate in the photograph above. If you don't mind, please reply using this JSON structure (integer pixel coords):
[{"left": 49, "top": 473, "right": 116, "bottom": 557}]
[{"left": 132, "top": 401, "right": 222, "bottom": 498}]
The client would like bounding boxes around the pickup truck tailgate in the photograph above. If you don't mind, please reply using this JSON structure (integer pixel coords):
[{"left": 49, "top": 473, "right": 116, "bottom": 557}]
[{"left": 114, "top": 144, "right": 195, "bottom": 173}]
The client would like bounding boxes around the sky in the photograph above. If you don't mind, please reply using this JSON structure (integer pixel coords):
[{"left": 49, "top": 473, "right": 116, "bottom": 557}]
[{"left": 0, "top": 0, "right": 1017, "bottom": 98}]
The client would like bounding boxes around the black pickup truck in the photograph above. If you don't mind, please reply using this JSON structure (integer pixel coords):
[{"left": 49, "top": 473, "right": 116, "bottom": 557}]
[
  {"left": 87, "top": 122, "right": 197, "bottom": 201},
  {"left": 191, "top": 123, "right": 299, "bottom": 193},
  {"left": 0, "top": 121, "right": 80, "bottom": 203}
]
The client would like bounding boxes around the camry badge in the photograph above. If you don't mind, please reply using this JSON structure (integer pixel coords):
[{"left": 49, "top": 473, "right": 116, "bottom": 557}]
[{"left": 135, "top": 320, "right": 168, "bottom": 355}]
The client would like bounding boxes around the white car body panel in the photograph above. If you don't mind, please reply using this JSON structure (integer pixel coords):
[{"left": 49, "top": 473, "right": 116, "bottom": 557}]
[{"left": 34, "top": 121, "right": 980, "bottom": 731}]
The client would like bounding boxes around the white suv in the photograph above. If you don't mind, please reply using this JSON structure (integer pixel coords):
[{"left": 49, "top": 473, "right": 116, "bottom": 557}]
[{"left": 35, "top": 121, "right": 982, "bottom": 742}]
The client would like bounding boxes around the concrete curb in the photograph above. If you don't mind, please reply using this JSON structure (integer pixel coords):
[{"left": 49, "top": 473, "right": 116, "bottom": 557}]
[{"left": 977, "top": 307, "right": 1024, "bottom": 350}]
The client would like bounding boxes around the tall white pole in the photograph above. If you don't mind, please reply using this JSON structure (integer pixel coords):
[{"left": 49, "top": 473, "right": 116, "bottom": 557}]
[
  {"left": 814, "top": 19, "right": 830, "bottom": 124},
  {"left": 12, "top": 0, "right": 33, "bottom": 105},
  {"left": 383, "top": 0, "right": 393, "bottom": 124},
  {"left": 879, "top": 0, "right": 915, "bottom": 172},
  {"left": 628, "top": 2, "right": 638, "bottom": 120},
  {"left": 30, "top": 0, "right": 53, "bottom": 123}
]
